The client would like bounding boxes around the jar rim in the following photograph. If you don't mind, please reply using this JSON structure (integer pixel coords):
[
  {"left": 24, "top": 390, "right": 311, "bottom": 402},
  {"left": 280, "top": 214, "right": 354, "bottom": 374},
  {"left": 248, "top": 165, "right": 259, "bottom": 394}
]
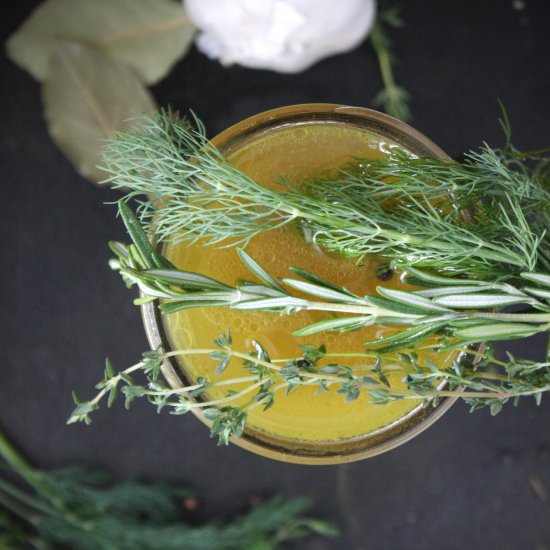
[{"left": 141, "top": 104, "right": 457, "bottom": 465}]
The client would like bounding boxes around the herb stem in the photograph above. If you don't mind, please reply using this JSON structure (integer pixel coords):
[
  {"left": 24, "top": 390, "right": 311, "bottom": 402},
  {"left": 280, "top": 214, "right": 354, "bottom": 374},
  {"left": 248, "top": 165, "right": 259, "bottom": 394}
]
[
  {"left": 174, "top": 379, "right": 267, "bottom": 410},
  {"left": 161, "top": 348, "right": 537, "bottom": 393},
  {"left": 464, "top": 369, "right": 510, "bottom": 382},
  {"left": 149, "top": 376, "right": 259, "bottom": 397},
  {"left": 373, "top": 26, "right": 396, "bottom": 100},
  {"left": 369, "top": 9, "right": 411, "bottom": 121}
]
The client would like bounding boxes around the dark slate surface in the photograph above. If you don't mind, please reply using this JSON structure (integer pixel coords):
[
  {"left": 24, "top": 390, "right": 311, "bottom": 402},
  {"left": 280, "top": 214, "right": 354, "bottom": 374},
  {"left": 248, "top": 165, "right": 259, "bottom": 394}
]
[{"left": 2, "top": 1, "right": 550, "bottom": 548}]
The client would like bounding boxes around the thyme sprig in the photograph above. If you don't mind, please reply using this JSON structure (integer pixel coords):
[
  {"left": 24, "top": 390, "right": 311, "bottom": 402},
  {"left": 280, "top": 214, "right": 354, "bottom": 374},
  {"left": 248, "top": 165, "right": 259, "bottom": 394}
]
[
  {"left": 103, "top": 111, "right": 549, "bottom": 280},
  {"left": 68, "top": 330, "right": 550, "bottom": 445}
]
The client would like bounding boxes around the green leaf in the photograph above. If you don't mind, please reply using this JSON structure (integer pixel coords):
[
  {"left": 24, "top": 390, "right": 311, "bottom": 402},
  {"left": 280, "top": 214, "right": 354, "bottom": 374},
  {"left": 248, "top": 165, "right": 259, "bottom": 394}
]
[
  {"left": 293, "top": 316, "right": 371, "bottom": 337},
  {"left": 283, "top": 278, "right": 364, "bottom": 304},
  {"left": 416, "top": 284, "right": 506, "bottom": 298},
  {"left": 237, "top": 249, "right": 285, "bottom": 292},
  {"left": 232, "top": 297, "right": 308, "bottom": 310},
  {"left": 433, "top": 294, "right": 531, "bottom": 308},
  {"left": 104, "top": 358, "right": 115, "bottom": 379},
  {"left": 108, "top": 240, "right": 130, "bottom": 259},
  {"left": 144, "top": 269, "right": 231, "bottom": 291},
  {"left": 523, "top": 287, "right": 550, "bottom": 300},
  {"left": 376, "top": 287, "right": 452, "bottom": 312},
  {"left": 203, "top": 408, "right": 222, "bottom": 420},
  {"left": 160, "top": 298, "right": 233, "bottom": 314},
  {"left": 521, "top": 272, "right": 550, "bottom": 287},
  {"left": 298, "top": 519, "right": 340, "bottom": 537},
  {"left": 118, "top": 201, "right": 155, "bottom": 268},
  {"left": 214, "top": 355, "right": 231, "bottom": 375},
  {"left": 42, "top": 41, "right": 156, "bottom": 182},
  {"left": 151, "top": 251, "right": 175, "bottom": 270},
  {"left": 289, "top": 266, "right": 351, "bottom": 293},
  {"left": 237, "top": 282, "right": 285, "bottom": 297},
  {"left": 453, "top": 323, "right": 541, "bottom": 342},
  {"left": 7, "top": 0, "right": 196, "bottom": 84},
  {"left": 362, "top": 322, "right": 447, "bottom": 351},
  {"left": 404, "top": 267, "right": 484, "bottom": 286},
  {"left": 365, "top": 295, "right": 431, "bottom": 317},
  {"left": 67, "top": 398, "right": 98, "bottom": 425}
]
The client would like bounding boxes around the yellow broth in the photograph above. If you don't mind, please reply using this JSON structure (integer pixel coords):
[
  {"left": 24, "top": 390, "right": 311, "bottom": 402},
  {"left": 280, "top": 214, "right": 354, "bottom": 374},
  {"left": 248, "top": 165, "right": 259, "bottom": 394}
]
[{"left": 163, "top": 123, "right": 453, "bottom": 441}]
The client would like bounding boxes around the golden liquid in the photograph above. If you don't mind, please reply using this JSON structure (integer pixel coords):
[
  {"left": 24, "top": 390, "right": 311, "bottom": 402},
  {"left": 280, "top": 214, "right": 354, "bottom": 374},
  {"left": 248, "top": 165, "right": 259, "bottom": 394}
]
[{"left": 164, "top": 123, "right": 450, "bottom": 441}]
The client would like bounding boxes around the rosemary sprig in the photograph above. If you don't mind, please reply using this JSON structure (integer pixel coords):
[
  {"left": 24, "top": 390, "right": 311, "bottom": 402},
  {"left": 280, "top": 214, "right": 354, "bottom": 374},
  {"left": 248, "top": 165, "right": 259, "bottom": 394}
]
[
  {"left": 102, "top": 111, "right": 549, "bottom": 280},
  {"left": 109, "top": 204, "right": 550, "bottom": 346},
  {"left": 0, "top": 429, "right": 336, "bottom": 548},
  {"left": 369, "top": 4, "right": 411, "bottom": 121}
]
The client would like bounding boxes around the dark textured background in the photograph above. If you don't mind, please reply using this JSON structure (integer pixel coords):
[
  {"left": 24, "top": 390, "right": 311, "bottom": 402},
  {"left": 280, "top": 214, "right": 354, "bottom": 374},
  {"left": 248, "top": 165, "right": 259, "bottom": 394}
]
[{"left": 2, "top": 1, "right": 550, "bottom": 548}]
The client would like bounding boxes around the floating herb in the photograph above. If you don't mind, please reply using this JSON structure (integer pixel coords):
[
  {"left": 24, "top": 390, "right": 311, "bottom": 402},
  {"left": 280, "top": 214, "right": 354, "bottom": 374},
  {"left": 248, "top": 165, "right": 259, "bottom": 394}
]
[{"left": 103, "top": 111, "right": 549, "bottom": 279}]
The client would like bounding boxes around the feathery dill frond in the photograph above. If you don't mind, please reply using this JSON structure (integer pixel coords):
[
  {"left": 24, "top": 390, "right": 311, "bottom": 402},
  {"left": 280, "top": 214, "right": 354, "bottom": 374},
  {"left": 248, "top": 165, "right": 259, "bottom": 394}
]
[{"left": 102, "top": 110, "right": 548, "bottom": 280}]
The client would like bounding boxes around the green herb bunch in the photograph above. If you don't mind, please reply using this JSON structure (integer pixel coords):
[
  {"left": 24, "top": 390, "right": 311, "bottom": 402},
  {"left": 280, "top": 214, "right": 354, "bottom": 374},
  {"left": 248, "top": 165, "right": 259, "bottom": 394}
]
[
  {"left": 0, "top": 429, "right": 336, "bottom": 549},
  {"left": 102, "top": 110, "right": 550, "bottom": 280},
  {"left": 71, "top": 110, "right": 550, "bottom": 445}
]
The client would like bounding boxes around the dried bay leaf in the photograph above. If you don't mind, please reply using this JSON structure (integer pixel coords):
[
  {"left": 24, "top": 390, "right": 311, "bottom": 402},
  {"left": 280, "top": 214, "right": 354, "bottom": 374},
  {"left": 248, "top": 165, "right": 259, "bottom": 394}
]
[
  {"left": 42, "top": 42, "right": 156, "bottom": 182},
  {"left": 7, "top": 0, "right": 196, "bottom": 84}
]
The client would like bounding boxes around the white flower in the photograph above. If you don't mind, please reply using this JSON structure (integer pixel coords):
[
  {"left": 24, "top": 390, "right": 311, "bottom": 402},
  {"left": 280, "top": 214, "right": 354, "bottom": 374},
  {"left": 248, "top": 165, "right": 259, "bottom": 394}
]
[{"left": 185, "top": 0, "right": 376, "bottom": 73}]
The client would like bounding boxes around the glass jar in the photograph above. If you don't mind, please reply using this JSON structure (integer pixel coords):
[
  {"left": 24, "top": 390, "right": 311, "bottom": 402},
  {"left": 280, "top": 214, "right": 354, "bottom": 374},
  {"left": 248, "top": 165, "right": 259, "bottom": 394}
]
[{"left": 141, "top": 104, "right": 456, "bottom": 465}]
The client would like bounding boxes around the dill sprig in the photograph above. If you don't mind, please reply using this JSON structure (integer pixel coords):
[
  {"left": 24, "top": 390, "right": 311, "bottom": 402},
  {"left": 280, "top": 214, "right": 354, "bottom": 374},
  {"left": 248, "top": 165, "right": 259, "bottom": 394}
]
[
  {"left": 307, "top": 146, "right": 547, "bottom": 277},
  {"left": 0, "top": 428, "right": 337, "bottom": 549},
  {"left": 102, "top": 110, "right": 549, "bottom": 280}
]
